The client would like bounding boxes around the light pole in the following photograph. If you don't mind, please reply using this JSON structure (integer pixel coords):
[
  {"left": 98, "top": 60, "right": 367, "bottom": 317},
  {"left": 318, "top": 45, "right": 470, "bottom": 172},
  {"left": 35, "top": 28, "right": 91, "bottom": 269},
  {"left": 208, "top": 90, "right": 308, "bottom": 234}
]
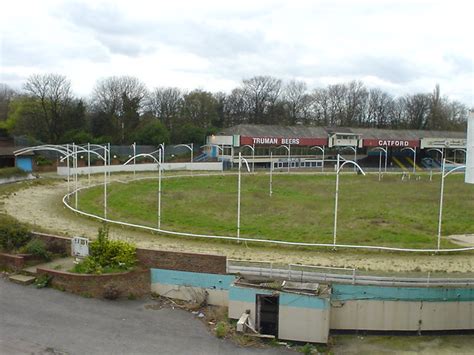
[
  {"left": 174, "top": 143, "right": 194, "bottom": 163},
  {"left": 310, "top": 146, "right": 325, "bottom": 172},
  {"left": 269, "top": 151, "right": 273, "bottom": 197},
  {"left": 276, "top": 144, "right": 291, "bottom": 173},
  {"left": 453, "top": 148, "right": 467, "bottom": 164},
  {"left": 372, "top": 147, "right": 388, "bottom": 181},
  {"left": 123, "top": 152, "right": 162, "bottom": 228},
  {"left": 159, "top": 143, "right": 165, "bottom": 164},
  {"left": 437, "top": 158, "right": 466, "bottom": 251},
  {"left": 241, "top": 144, "right": 255, "bottom": 172},
  {"left": 339, "top": 146, "right": 357, "bottom": 172},
  {"left": 132, "top": 142, "right": 136, "bottom": 178},
  {"left": 401, "top": 147, "right": 417, "bottom": 174},
  {"left": 333, "top": 154, "right": 366, "bottom": 248},
  {"left": 237, "top": 152, "right": 250, "bottom": 241},
  {"left": 427, "top": 148, "right": 444, "bottom": 170}
]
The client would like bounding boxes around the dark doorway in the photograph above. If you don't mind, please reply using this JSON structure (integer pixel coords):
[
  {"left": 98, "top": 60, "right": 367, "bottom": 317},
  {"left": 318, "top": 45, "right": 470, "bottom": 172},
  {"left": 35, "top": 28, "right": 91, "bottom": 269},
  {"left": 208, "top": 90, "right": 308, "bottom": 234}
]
[{"left": 256, "top": 294, "right": 279, "bottom": 336}]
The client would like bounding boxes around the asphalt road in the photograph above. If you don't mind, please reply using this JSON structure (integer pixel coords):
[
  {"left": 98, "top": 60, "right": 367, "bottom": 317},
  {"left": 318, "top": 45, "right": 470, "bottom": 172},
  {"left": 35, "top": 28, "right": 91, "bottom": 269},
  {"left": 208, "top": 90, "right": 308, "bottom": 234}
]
[{"left": 0, "top": 278, "right": 291, "bottom": 355}]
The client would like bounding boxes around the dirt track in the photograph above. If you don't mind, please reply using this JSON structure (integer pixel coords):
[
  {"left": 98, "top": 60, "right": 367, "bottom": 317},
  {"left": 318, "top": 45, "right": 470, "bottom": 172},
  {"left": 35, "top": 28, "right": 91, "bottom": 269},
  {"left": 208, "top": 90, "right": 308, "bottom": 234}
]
[{"left": 2, "top": 176, "right": 474, "bottom": 273}]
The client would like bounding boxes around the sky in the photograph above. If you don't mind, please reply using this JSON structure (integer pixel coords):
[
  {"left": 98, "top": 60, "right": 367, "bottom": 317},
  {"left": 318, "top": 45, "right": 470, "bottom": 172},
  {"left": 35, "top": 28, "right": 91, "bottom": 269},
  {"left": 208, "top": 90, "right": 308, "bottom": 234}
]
[{"left": 1, "top": 0, "right": 473, "bottom": 105}]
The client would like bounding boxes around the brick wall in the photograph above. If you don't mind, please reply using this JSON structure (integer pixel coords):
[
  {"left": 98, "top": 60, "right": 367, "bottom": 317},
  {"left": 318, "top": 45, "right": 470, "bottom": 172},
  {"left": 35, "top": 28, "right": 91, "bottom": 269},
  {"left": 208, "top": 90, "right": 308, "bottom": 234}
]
[
  {"left": 136, "top": 248, "right": 227, "bottom": 274},
  {"left": 0, "top": 252, "right": 25, "bottom": 270},
  {"left": 30, "top": 231, "right": 228, "bottom": 274},
  {"left": 37, "top": 267, "right": 150, "bottom": 299}
]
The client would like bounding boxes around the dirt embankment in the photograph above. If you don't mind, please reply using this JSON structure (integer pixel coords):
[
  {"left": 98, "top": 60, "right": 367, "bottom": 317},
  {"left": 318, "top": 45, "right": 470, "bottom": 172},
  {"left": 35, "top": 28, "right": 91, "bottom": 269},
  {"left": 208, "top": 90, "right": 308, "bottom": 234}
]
[{"left": 2, "top": 177, "right": 474, "bottom": 274}]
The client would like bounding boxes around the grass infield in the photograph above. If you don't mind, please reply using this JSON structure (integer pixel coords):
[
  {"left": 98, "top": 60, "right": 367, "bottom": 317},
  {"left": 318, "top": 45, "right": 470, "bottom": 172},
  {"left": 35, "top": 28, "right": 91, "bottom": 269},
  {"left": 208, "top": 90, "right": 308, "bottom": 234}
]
[{"left": 77, "top": 173, "right": 474, "bottom": 249}]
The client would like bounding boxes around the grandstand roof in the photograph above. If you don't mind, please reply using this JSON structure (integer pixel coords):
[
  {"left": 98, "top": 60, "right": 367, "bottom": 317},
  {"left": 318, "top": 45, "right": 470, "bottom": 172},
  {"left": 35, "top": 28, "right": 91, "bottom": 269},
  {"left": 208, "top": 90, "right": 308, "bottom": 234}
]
[{"left": 219, "top": 124, "right": 466, "bottom": 140}]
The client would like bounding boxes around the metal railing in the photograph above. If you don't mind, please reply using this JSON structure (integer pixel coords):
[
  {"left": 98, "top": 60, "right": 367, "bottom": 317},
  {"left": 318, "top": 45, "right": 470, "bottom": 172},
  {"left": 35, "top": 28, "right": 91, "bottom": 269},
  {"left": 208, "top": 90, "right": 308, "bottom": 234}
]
[{"left": 226, "top": 259, "right": 474, "bottom": 287}]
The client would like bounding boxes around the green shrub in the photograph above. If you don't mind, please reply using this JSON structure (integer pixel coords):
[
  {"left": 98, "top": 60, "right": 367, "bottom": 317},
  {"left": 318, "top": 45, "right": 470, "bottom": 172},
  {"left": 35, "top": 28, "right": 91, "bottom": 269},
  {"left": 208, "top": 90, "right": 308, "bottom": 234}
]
[
  {"left": 35, "top": 274, "right": 52, "bottom": 288},
  {"left": 35, "top": 155, "right": 53, "bottom": 167},
  {"left": 0, "top": 167, "right": 27, "bottom": 178},
  {"left": 23, "top": 238, "right": 52, "bottom": 261},
  {"left": 0, "top": 214, "right": 32, "bottom": 252},
  {"left": 72, "top": 225, "right": 136, "bottom": 274},
  {"left": 215, "top": 321, "right": 229, "bottom": 339}
]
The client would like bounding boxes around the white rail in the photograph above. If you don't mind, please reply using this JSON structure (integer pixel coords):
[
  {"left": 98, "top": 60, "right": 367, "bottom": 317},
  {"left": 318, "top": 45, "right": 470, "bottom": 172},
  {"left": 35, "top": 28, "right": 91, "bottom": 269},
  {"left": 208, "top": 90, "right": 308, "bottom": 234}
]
[{"left": 62, "top": 173, "right": 474, "bottom": 253}]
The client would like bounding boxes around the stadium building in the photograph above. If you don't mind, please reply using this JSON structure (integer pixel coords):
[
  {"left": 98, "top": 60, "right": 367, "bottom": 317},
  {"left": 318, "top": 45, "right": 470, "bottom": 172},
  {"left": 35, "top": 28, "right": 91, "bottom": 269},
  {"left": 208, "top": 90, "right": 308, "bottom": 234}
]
[{"left": 205, "top": 125, "right": 467, "bottom": 171}]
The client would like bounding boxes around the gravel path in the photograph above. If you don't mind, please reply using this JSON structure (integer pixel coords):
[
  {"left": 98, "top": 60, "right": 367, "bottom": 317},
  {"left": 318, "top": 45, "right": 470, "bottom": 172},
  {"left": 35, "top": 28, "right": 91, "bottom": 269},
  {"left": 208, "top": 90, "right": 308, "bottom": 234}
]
[{"left": 2, "top": 177, "right": 474, "bottom": 273}]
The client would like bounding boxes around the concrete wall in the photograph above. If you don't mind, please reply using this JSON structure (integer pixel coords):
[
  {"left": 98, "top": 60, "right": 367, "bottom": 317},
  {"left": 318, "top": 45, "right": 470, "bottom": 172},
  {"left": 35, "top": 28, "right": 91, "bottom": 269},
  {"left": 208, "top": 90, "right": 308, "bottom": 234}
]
[
  {"left": 150, "top": 268, "right": 235, "bottom": 307},
  {"left": 57, "top": 162, "right": 223, "bottom": 176},
  {"left": 330, "top": 284, "right": 474, "bottom": 331},
  {"left": 278, "top": 293, "right": 330, "bottom": 343},
  {"left": 228, "top": 285, "right": 330, "bottom": 343}
]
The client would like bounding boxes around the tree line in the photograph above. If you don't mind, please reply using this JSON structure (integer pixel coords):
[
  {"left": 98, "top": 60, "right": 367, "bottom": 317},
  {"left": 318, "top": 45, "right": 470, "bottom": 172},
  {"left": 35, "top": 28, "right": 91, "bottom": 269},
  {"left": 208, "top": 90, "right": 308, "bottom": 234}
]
[{"left": 0, "top": 74, "right": 469, "bottom": 145}]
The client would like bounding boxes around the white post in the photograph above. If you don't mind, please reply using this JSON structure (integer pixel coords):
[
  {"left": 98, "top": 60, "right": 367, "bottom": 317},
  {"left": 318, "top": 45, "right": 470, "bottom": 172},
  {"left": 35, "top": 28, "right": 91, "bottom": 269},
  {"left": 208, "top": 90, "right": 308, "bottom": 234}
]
[
  {"left": 103, "top": 145, "right": 107, "bottom": 219},
  {"left": 413, "top": 148, "right": 417, "bottom": 174},
  {"left": 237, "top": 152, "right": 242, "bottom": 241},
  {"left": 437, "top": 158, "right": 446, "bottom": 251},
  {"left": 269, "top": 151, "right": 273, "bottom": 197},
  {"left": 73, "top": 143, "right": 78, "bottom": 210},
  {"left": 287, "top": 143, "right": 291, "bottom": 173},
  {"left": 354, "top": 147, "right": 357, "bottom": 172},
  {"left": 133, "top": 142, "right": 136, "bottom": 179},
  {"left": 191, "top": 143, "right": 193, "bottom": 163},
  {"left": 384, "top": 146, "right": 388, "bottom": 173},
  {"left": 108, "top": 143, "right": 111, "bottom": 179},
  {"left": 378, "top": 151, "right": 382, "bottom": 182},
  {"left": 322, "top": 147, "right": 325, "bottom": 172},
  {"left": 252, "top": 143, "right": 255, "bottom": 173},
  {"left": 158, "top": 148, "right": 162, "bottom": 229},
  {"left": 333, "top": 154, "right": 340, "bottom": 248},
  {"left": 161, "top": 142, "right": 165, "bottom": 164},
  {"left": 87, "top": 142, "right": 91, "bottom": 185},
  {"left": 66, "top": 143, "right": 70, "bottom": 200}
]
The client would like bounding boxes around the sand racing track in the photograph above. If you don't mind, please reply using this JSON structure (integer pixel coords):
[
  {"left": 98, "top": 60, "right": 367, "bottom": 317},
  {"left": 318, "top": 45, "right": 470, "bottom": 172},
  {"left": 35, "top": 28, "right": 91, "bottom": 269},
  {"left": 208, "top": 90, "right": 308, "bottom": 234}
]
[{"left": 2, "top": 174, "right": 474, "bottom": 274}]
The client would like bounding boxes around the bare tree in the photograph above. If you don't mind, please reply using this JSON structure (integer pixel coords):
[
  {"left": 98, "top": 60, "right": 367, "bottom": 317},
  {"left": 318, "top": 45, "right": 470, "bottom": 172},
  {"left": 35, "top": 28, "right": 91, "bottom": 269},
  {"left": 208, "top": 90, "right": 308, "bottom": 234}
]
[
  {"left": 241, "top": 76, "right": 282, "bottom": 124},
  {"left": 403, "top": 93, "right": 431, "bottom": 129},
  {"left": 92, "top": 76, "right": 148, "bottom": 116},
  {"left": 23, "top": 73, "right": 72, "bottom": 142},
  {"left": 283, "top": 80, "right": 313, "bottom": 125},
  {"left": 91, "top": 76, "right": 148, "bottom": 142},
  {"left": 366, "top": 88, "right": 395, "bottom": 128},
  {"left": 146, "top": 87, "right": 184, "bottom": 131},
  {"left": 343, "top": 81, "right": 368, "bottom": 126}
]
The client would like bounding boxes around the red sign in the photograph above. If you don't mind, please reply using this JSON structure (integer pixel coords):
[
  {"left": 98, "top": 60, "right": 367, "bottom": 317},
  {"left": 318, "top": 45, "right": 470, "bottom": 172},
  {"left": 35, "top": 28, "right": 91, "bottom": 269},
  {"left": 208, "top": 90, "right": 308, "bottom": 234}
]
[
  {"left": 240, "top": 136, "right": 328, "bottom": 147},
  {"left": 363, "top": 139, "right": 420, "bottom": 148}
]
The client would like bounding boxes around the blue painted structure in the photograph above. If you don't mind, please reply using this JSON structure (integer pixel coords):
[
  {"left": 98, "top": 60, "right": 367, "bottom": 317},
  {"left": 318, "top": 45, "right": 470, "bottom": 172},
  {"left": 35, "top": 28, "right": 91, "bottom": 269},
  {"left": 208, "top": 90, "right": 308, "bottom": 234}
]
[
  {"left": 151, "top": 268, "right": 235, "bottom": 290},
  {"left": 332, "top": 284, "right": 474, "bottom": 302},
  {"left": 16, "top": 156, "right": 33, "bottom": 172},
  {"left": 229, "top": 285, "right": 273, "bottom": 303},
  {"left": 280, "top": 293, "right": 329, "bottom": 309}
]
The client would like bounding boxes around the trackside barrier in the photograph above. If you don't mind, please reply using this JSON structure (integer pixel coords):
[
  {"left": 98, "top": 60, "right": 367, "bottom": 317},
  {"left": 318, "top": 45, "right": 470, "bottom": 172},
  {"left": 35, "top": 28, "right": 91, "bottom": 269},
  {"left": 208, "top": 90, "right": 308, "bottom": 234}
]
[
  {"left": 62, "top": 173, "right": 474, "bottom": 254},
  {"left": 226, "top": 260, "right": 474, "bottom": 287}
]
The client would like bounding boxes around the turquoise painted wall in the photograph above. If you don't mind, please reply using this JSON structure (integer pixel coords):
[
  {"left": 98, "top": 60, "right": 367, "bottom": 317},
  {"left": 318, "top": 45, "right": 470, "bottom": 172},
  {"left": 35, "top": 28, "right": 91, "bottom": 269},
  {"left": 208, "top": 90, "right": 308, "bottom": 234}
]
[
  {"left": 280, "top": 293, "right": 329, "bottom": 310},
  {"left": 229, "top": 285, "right": 273, "bottom": 303},
  {"left": 332, "top": 284, "right": 474, "bottom": 302},
  {"left": 151, "top": 268, "right": 235, "bottom": 290}
]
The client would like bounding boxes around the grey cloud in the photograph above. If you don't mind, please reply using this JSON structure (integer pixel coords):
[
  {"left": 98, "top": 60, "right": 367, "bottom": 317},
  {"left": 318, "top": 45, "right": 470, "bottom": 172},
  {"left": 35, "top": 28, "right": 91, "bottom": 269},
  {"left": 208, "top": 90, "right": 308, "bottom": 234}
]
[{"left": 60, "top": 2, "right": 271, "bottom": 59}]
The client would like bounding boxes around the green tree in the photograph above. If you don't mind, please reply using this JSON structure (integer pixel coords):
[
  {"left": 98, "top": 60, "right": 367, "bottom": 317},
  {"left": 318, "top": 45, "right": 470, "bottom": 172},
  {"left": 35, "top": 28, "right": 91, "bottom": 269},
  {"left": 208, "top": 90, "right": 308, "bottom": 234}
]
[
  {"left": 133, "top": 118, "right": 170, "bottom": 146},
  {"left": 181, "top": 90, "right": 218, "bottom": 128}
]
